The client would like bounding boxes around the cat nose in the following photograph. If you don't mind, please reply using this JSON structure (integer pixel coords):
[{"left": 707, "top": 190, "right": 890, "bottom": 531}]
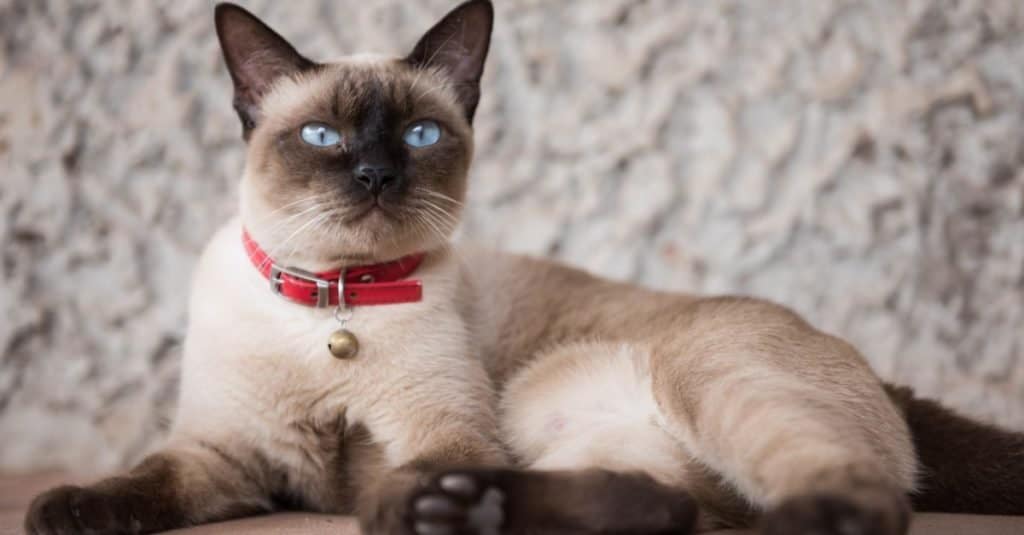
[{"left": 353, "top": 164, "right": 399, "bottom": 195}]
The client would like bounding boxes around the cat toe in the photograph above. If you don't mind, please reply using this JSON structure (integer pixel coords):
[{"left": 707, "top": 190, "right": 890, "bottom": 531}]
[
  {"left": 409, "top": 471, "right": 505, "bottom": 535},
  {"left": 438, "top": 473, "right": 482, "bottom": 500},
  {"left": 415, "top": 493, "right": 467, "bottom": 520}
]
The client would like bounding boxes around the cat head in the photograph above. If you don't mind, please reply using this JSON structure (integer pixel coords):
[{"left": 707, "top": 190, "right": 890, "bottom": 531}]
[{"left": 215, "top": 0, "right": 493, "bottom": 268}]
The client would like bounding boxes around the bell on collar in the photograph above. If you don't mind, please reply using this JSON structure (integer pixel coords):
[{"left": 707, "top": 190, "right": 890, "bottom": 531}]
[{"left": 328, "top": 329, "right": 359, "bottom": 359}]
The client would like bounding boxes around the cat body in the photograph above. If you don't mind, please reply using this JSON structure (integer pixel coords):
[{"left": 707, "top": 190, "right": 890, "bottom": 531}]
[
  {"left": 467, "top": 247, "right": 916, "bottom": 530},
  {"left": 24, "top": 2, "right": 1024, "bottom": 535}
]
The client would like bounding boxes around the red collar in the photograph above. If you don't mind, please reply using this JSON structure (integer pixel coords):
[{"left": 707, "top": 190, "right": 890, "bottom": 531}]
[{"left": 242, "top": 229, "right": 424, "bottom": 308}]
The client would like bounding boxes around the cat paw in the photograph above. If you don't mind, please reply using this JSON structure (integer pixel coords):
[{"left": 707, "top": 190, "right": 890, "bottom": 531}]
[
  {"left": 24, "top": 485, "right": 130, "bottom": 535},
  {"left": 409, "top": 471, "right": 505, "bottom": 535},
  {"left": 760, "top": 492, "right": 909, "bottom": 535}
]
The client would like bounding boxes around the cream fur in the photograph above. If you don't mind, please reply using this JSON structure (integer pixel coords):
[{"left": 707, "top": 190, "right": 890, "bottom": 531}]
[
  {"left": 170, "top": 215, "right": 502, "bottom": 509},
  {"left": 502, "top": 342, "right": 688, "bottom": 486}
]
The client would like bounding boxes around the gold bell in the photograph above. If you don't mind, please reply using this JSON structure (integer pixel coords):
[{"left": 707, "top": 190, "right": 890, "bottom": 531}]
[{"left": 327, "top": 329, "right": 359, "bottom": 359}]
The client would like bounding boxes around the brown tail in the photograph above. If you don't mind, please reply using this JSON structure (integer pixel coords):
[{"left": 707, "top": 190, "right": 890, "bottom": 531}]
[{"left": 884, "top": 383, "right": 1024, "bottom": 514}]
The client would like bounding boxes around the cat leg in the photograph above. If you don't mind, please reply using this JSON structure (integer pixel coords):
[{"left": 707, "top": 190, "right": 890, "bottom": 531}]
[
  {"left": 355, "top": 431, "right": 509, "bottom": 535},
  {"left": 410, "top": 468, "right": 697, "bottom": 535},
  {"left": 409, "top": 342, "right": 700, "bottom": 535},
  {"left": 650, "top": 298, "right": 916, "bottom": 535},
  {"left": 24, "top": 438, "right": 275, "bottom": 534},
  {"left": 347, "top": 362, "right": 511, "bottom": 534}
]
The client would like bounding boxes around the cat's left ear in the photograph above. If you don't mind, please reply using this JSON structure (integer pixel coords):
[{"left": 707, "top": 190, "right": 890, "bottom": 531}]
[
  {"left": 406, "top": 0, "right": 494, "bottom": 123},
  {"left": 215, "top": 3, "right": 316, "bottom": 139}
]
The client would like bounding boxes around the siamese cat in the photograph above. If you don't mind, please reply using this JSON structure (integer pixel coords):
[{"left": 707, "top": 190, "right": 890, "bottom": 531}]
[{"left": 25, "top": 1, "right": 1024, "bottom": 535}]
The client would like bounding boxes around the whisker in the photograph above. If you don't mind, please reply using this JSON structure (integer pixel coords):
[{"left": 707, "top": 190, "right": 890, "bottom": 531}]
[
  {"left": 260, "top": 209, "right": 331, "bottom": 270},
  {"left": 417, "top": 205, "right": 457, "bottom": 249},
  {"left": 414, "top": 187, "right": 464, "bottom": 208},
  {"left": 416, "top": 198, "right": 461, "bottom": 229},
  {"left": 252, "top": 202, "right": 328, "bottom": 245},
  {"left": 249, "top": 194, "right": 327, "bottom": 224},
  {"left": 279, "top": 211, "right": 333, "bottom": 265}
]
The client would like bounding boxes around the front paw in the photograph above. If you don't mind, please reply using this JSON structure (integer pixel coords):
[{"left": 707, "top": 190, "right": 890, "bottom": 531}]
[
  {"left": 25, "top": 485, "right": 129, "bottom": 535},
  {"left": 410, "top": 471, "right": 505, "bottom": 535}
]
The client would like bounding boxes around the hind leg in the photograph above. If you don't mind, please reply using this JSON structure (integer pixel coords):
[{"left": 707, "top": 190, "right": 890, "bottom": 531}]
[{"left": 652, "top": 298, "right": 916, "bottom": 535}]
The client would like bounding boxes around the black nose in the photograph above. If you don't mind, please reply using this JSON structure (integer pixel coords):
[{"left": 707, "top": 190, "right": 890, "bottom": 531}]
[{"left": 353, "top": 164, "right": 399, "bottom": 195}]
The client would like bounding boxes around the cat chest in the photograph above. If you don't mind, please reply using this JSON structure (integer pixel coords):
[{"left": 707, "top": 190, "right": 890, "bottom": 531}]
[{"left": 219, "top": 299, "right": 456, "bottom": 425}]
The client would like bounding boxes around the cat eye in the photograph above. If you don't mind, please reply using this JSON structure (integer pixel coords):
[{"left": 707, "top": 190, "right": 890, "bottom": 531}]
[
  {"left": 300, "top": 123, "right": 342, "bottom": 147},
  {"left": 403, "top": 120, "right": 441, "bottom": 148}
]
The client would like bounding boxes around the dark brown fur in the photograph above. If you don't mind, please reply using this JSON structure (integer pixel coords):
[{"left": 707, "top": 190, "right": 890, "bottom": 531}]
[
  {"left": 885, "top": 384, "right": 1024, "bottom": 514},
  {"left": 24, "top": 453, "right": 270, "bottom": 533},
  {"left": 410, "top": 468, "right": 697, "bottom": 535},
  {"left": 214, "top": 3, "right": 316, "bottom": 137},
  {"left": 760, "top": 487, "right": 910, "bottom": 535}
]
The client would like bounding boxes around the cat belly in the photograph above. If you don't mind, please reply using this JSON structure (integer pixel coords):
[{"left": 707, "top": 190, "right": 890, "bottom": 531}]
[{"left": 500, "top": 341, "right": 691, "bottom": 487}]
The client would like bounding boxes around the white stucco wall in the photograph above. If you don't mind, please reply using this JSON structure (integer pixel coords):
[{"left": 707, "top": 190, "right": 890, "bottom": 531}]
[{"left": 1, "top": 0, "right": 1022, "bottom": 472}]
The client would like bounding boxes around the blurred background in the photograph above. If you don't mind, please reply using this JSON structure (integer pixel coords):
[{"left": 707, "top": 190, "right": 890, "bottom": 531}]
[{"left": 1, "top": 0, "right": 1023, "bottom": 474}]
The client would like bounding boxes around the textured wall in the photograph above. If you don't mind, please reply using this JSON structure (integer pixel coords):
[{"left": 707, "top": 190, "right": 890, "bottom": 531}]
[{"left": 1, "top": 0, "right": 1023, "bottom": 473}]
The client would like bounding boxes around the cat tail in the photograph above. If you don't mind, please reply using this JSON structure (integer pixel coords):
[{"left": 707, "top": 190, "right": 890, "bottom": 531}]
[{"left": 884, "top": 383, "right": 1024, "bottom": 514}]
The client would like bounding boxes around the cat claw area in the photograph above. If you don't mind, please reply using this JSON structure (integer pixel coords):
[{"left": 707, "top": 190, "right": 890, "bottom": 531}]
[{"left": 411, "top": 472, "right": 505, "bottom": 535}]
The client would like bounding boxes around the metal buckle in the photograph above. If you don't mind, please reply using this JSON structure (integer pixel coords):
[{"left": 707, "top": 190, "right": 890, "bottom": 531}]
[{"left": 270, "top": 264, "right": 331, "bottom": 308}]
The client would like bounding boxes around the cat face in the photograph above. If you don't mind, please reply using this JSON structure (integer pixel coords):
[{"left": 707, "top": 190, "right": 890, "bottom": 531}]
[{"left": 215, "top": 1, "right": 493, "bottom": 266}]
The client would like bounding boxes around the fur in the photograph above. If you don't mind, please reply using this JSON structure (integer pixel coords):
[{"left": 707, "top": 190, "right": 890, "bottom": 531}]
[{"left": 24, "top": 2, "right": 1024, "bottom": 535}]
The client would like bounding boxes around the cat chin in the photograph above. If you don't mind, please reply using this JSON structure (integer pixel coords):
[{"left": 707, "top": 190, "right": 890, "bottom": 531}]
[
  {"left": 330, "top": 206, "right": 455, "bottom": 261},
  {"left": 254, "top": 220, "right": 446, "bottom": 269}
]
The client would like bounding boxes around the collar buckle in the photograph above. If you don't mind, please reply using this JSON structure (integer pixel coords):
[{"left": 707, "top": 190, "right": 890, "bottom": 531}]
[{"left": 270, "top": 264, "right": 331, "bottom": 308}]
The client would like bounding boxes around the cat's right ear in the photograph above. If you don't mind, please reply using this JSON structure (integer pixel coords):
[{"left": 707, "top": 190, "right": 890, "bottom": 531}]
[{"left": 214, "top": 3, "right": 316, "bottom": 139}]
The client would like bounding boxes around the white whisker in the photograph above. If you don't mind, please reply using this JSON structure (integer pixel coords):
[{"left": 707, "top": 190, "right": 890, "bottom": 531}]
[
  {"left": 414, "top": 187, "right": 464, "bottom": 208},
  {"left": 254, "top": 204, "right": 332, "bottom": 273}
]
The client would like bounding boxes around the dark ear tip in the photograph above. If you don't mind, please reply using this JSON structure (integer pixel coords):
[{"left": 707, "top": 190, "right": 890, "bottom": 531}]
[
  {"left": 448, "top": 0, "right": 493, "bottom": 25},
  {"left": 464, "top": 0, "right": 494, "bottom": 19},
  {"left": 214, "top": 3, "right": 252, "bottom": 27},
  {"left": 214, "top": 2, "right": 239, "bottom": 17}
]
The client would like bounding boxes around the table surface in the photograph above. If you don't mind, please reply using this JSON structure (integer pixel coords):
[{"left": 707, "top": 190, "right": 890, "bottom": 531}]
[{"left": 3, "top": 472, "right": 1023, "bottom": 535}]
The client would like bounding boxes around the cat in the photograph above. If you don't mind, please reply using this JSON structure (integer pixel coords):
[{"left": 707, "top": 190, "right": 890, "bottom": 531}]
[
  {"left": 26, "top": 1, "right": 508, "bottom": 534},
  {"left": 24, "top": 1, "right": 1024, "bottom": 535}
]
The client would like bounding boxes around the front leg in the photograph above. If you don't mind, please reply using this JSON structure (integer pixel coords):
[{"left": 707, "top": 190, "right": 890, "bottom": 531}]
[
  {"left": 356, "top": 428, "right": 508, "bottom": 534},
  {"left": 351, "top": 351, "right": 510, "bottom": 534},
  {"left": 25, "top": 438, "right": 274, "bottom": 534},
  {"left": 409, "top": 468, "right": 698, "bottom": 535}
]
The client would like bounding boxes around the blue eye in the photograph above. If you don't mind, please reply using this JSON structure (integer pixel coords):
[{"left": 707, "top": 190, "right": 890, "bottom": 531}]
[
  {"left": 300, "top": 123, "right": 341, "bottom": 146},
  {"left": 403, "top": 120, "right": 441, "bottom": 147}
]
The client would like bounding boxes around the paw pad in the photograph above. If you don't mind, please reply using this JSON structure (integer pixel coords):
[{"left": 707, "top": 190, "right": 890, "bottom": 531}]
[{"left": 411, "top": 472, "right": 505, "bottom": 535}]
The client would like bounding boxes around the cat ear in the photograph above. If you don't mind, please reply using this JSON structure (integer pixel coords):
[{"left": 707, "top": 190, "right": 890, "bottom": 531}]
[
  {"left": 406, "top": 0, "right": 493, "bottom": 123},
  {"left": 214, "top": 3, "right": 316, "bottom": 139}
]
